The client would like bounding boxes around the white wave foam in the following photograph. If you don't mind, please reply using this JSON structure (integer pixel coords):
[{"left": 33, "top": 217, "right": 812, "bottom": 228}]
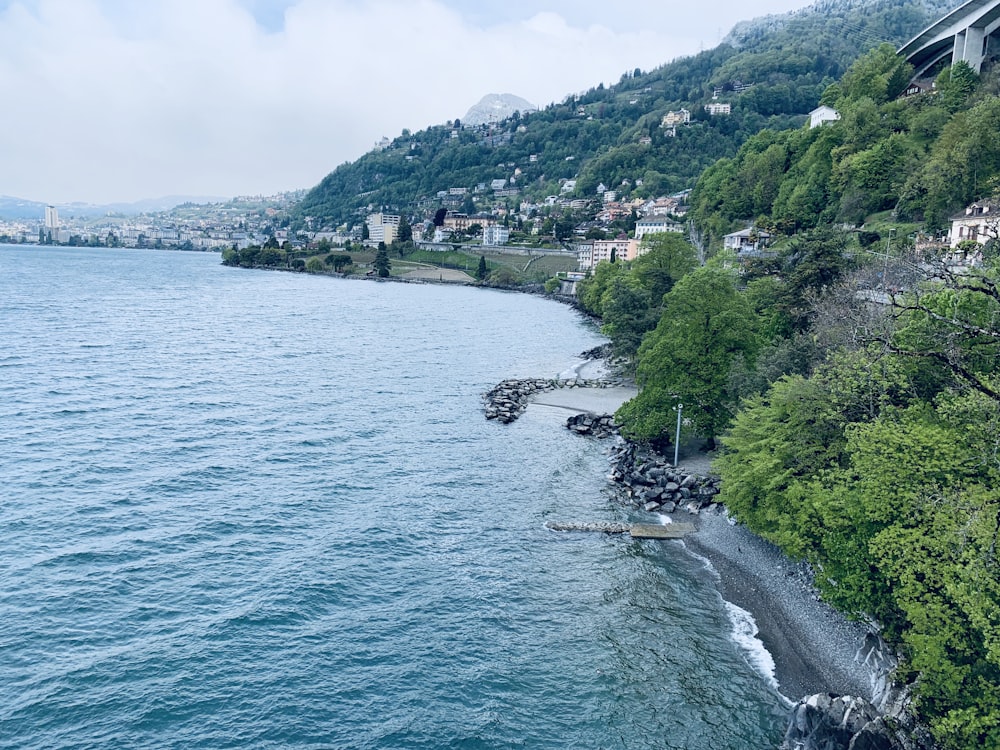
[
  {"left": 724, "top": 601, "right": 780, "bottom": 691},
  {"left": 676, "top": 540, "right": 718, "bottom": 576},
  {"left": 557, "top": 359, "right": 586, "bottom": 380}
]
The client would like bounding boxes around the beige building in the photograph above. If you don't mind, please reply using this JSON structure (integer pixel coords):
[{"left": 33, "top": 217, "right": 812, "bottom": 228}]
[
  {"left": 661, "top": 109, "right": 690, "bottom": 127},
  {"left": 578, "top": 238, "right": 640, "bottom": 270},
  {"left": 366, "top": 213, "right": 400, "bottom": 244}
]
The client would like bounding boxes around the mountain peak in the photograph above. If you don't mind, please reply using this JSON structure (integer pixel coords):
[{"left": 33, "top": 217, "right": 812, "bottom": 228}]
[{"left": 462, "top": 93, "right": 538, "bottom": 126}]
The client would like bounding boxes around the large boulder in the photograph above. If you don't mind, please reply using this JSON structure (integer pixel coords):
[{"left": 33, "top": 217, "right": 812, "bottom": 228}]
[
  {"left": 781, "top": 694, "right": 938, "bottom": 750},
  {"left": 782, "top": 694, "right": 883, "bottom": 750}
]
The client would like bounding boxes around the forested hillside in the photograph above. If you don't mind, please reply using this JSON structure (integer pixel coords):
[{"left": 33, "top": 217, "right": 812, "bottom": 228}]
[
  {"left": 293, "top": 0, "right": 950, "bottom": 230},
  {"left": 573, "top": 40, "right": 1000, "bottom": 748},
  {"left": 689, "top": 43, "right": 1000, "bottom": 246}
]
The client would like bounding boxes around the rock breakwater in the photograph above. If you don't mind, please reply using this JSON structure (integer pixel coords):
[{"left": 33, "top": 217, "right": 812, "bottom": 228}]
[
  {"left": 483, "top": 377, "right": 625, "bottom": 424},
  {"left": 608, "top": 442, "right": 721, "bottom": 514},
  {"left": 565, "top": 412, "right": 617, "bottom": 438}
]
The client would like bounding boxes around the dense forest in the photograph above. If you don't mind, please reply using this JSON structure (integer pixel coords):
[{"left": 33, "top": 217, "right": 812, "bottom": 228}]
[
  {"left": 292, "top": 0, "right": 952, "bottom": 230},
  {"left": 574, "top": 39, "right": 1000, "bottom": 748}
]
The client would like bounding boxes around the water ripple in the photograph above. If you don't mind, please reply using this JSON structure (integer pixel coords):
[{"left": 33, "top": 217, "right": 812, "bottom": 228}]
[{"left": 0, "top": 245, "right": 786, "bottom": 750}]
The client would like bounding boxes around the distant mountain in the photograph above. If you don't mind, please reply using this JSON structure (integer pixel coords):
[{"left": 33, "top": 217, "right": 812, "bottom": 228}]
[
  {"left": 104, "top": 195, "right": 228, "bottom": 214},
  {"left": 463, "top": 94, "right": 538, "bottom": 126},
  {"left": 294, "top": 0, "right": 950, "bottom": 230},
  {"left": 0, "top": 194, "right": 227, "bottom": 220},
  {"left": 0, "top": 196, "right": 45, "bottom": 220}
]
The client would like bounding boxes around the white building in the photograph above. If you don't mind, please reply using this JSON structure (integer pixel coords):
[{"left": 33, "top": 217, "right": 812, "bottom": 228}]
[
  {"left": 635, "top": 217, "right": 683, "bottom": 239},
  {"left": 724, "top": 228, "right": 772, "bottom": 256},
  {"left": 950, "top": 202, "right": 1000, "bottom": 248},
  {"left": 705, "top": 102, "right": 732, "bottom": 116},
  {"left": 809, "top": 105, "right": 841, "bottom": 128},
  {"left": 44, "top": 205, "right": 59, "bottom": 231},
  {"left": 483, "top": 225, "right": 510, "bottom": 247}
]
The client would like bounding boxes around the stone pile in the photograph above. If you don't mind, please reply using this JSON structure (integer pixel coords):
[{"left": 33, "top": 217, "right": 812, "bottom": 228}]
[
  {"left": 781, "top": 693, "right": 937, "bottom": 750},
  {"left": 565, "top": 412, "right": 617, "bottom": 438},
  {"left": 608, "top": 442, "right": 721, "bottom": 514},
  {"left": 483, "top": 377, "right": 624, "bottom": 424}
]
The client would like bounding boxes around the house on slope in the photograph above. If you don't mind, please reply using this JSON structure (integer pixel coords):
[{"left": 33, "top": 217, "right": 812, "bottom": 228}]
[
  {"left": 950, "top": 201, "right": 1000, "bottom": 248},
  {"left": 808, "top": 105, "right": 841, "bottom": 128},
  {"left": 724, "top": 227, "right": 772, "bottom": 257}
]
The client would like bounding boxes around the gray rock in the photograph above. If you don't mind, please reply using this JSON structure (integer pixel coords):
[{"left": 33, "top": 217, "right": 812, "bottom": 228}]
[{"left": 779, "top": 693, "right": 939, "bottom": 750}]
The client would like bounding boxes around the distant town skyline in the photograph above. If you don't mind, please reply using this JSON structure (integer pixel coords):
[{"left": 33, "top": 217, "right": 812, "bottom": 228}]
[{"left": 1, "top": 0, "right": 813, "bottom": 205}]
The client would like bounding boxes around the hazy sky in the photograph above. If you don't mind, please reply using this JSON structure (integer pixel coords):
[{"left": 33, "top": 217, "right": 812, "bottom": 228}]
[{"left": 0, "top": 0, "right": 813, "bottom": 204}]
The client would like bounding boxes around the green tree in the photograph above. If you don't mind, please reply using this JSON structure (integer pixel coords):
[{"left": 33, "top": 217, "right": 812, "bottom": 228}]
[
  {"left": 259, "top": 247, "right": 283, "bottom": 266},
  {"left": 476, "top": 255, "right": 487, "bottom": 280},
  {"left": 374, "top": 242, "right": 391, "bottom": 277},
  {"left": 397, "top": 215, "right": 413, "bottom": 242},
  {"left": 576, "top": 260, "right": 623, "bottom": 316},
  {"left": 889, "top": 259, "right": 1000, "bottom": 403},
  {"left": 935, "top": 60, "right": 979, "bottom": 113},
  {"left": 599, "top": 276, "right": 655, "bottom": 360},
  {"left": 631, "top": 234, "right": 699, "bottom": 305},
  {"left": 836, "top": 43, "right": 912, "bottom": 105},
  {"left": 326, "top": 253, "right": 352, "bottom": 271},
  {"left": 306, "top": 257, "right": 325, "bottom": 273},
  {"left": 617, "top": 265, "right": 759, "bottom": 443}
]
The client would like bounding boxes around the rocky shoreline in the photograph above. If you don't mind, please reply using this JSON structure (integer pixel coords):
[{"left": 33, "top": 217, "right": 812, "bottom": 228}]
[
  {"left": 483, "top": 376, "right": 628, "bottom": 424},
  {"left": 483, "top": 367, "right": 938, "bottom": 750}
]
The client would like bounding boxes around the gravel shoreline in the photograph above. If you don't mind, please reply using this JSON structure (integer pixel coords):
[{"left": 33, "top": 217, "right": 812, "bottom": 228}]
[{"left": 679, "top": 509, "right": 872, "bottom": 702}]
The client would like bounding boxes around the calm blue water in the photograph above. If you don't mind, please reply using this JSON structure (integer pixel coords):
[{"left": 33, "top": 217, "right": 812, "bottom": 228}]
[{"left": 0, "top": 245, "right": 787, "bottom": 749}]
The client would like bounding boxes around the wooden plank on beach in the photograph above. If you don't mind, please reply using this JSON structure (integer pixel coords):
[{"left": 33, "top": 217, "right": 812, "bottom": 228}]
[{"left": 629, "top": 523, "right": 695, "bottom": 539}]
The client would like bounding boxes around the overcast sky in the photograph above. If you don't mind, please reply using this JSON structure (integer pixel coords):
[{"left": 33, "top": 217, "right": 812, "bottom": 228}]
[{"left": 0, "top": 0, "right": 813, "bottom": 205}]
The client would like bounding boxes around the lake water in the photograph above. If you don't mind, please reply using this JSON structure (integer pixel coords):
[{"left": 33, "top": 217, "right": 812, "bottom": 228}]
[{"left": 0, "top": 245, "right": 788, "bottom": 749}]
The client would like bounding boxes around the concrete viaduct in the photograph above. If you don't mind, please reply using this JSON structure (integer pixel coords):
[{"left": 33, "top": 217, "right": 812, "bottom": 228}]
[{"left": 899, "top": 0, "right": 1000, "bottom": 78}]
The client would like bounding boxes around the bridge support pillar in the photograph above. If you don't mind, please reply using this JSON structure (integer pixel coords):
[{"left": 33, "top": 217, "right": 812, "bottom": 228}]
[{"left": 952, "top": 24, "right": 987, "bottom": 71}]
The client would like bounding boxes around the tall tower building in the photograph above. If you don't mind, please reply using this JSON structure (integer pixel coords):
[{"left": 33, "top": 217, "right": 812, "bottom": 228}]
[{"left": 44, "top": 205, "right": 59, "bottom": 230}]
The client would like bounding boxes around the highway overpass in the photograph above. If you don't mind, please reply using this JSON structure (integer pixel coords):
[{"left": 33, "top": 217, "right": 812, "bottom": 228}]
[{"left": 899, "top": 0, "right": 1000, "bottom": 77}]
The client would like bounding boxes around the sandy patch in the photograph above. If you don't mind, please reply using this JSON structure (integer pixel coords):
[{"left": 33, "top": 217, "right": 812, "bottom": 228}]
[
  {"left": 400, "top": 268, "right": 475, "bottom": 283},
  {"left": 529, "top": 385, "right": 637, "bottom": 415}
]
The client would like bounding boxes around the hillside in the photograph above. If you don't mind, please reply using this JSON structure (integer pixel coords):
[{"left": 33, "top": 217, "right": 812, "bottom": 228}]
[
  {"left": 689, "top": 35, "right": 1000, "bottom": 247},
  {"left": 293, "top": 0, "right": 951, "bottom": 231}
]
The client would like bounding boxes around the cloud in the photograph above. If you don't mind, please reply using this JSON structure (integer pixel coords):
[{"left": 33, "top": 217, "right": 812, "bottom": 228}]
[{"left": 0, "top": 0, "right": 811, "bottom": 203}]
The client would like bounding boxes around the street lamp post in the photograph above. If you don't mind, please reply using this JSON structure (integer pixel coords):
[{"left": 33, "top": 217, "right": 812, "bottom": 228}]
[
  {"left": 673, "top": 403, "right": 683, "bottom": 467},
  {"left": 882, "top": 228, "right": 895, "bottom": 289}
]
